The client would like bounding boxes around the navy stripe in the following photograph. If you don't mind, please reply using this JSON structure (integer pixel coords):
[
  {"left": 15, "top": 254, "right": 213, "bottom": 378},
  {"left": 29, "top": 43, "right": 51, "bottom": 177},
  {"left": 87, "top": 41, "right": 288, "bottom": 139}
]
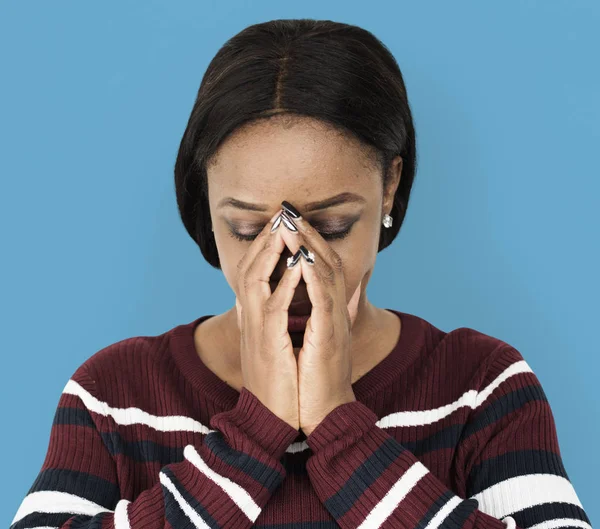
[
  {"left": 53, "top": 405, "right": 96, "bottom": 427},
  {"left": 443, "top": 498, "right": 478, "bottom": 529},
  {"left": 414, "top": 490, "right": 455, "bottom": 529},
  {"left": 204, "top": 430, "right": 284, "bottom": 494},
  {"left": 511, "top": 501, "right": 591, "bottom": 528},
  {"left": 96, "top": 421, "right": 462, "bottom": 476},
  {"left": 27, "top": 467, "right": 120, "bottom": 510},
  {"left": 322, "top": 437, "right": 405, "bottom": 520},
  {"left": 283, "top": 422, "right": 465, "bottom": 477},
  {"left": 402, "top": 422, "right": 465, "bottom": 456},
  {"left": 161, "top": 466, "right": 219, "bottom": 527},
  {"left": 10, "top": 511, "right": 76, "bottom": 529},
  {"left": 162, "top": 480, "right": 198, "bottom": 529},
  {"left": 282, "top": 449, "right": 309, "bottom": 475},
  {"left": 461, "top": 383, "right": 547, "bottom": 440},
  {"left": 69, "top": 511, "right": 111, "bottom": 529},
  {"left": 467, "top": 449, "right": 569, "bottom": 495},
  {"left": 100, "top": 429, "right": 185, "bottom": 465}
]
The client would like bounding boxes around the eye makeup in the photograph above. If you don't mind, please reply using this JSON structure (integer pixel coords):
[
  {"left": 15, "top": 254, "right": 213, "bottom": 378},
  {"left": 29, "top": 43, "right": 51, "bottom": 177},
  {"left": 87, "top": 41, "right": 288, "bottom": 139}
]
[{"left": 227, "top": 218, "right": 358, "bottom": 242}]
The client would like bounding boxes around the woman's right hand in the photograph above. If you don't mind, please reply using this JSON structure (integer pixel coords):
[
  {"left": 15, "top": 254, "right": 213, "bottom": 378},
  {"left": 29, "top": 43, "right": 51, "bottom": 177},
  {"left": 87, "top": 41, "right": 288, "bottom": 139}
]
[{"left": 234, "top": 210, "right": 303, "bottom": 431}]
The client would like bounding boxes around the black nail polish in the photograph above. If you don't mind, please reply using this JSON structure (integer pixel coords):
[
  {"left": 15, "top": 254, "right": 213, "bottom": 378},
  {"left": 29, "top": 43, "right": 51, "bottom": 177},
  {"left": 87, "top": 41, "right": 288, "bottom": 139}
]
[
  {"left": 299, "top": 245, "right": 315, "bottom": 265},
  {"left": 287, "top": 249, "right": 302, "bottom": 268},
  {"left": 281, "top": 201, "right": 302, "bottom": 219},
  {"left": 280, "top": 211, "right": 298, "bottom": 233}
]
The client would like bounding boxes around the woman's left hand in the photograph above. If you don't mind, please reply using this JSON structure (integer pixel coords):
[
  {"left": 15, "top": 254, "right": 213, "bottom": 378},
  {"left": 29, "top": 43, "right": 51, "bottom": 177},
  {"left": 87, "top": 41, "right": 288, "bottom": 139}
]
[{"left": 279, "top": 214, "right": 363, "bottom": 437}]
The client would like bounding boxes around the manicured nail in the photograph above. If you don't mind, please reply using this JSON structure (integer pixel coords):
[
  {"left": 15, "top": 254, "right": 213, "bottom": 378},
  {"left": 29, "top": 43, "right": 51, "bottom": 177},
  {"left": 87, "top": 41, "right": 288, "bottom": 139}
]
[
  {"left": 270, "top": 212, "right": 283, "bottom": 232},
  {"left": 299, "top": 245, "right": 315, "bottom": 265},
  {"left": 281, "top": 201, "right": 302, "bottom": 219},
  {"left": 280, "top": 211, "right": 298, "bottom": 233},
  {"left": 287, "top": 249, "right": 302, "bottom": 268}
]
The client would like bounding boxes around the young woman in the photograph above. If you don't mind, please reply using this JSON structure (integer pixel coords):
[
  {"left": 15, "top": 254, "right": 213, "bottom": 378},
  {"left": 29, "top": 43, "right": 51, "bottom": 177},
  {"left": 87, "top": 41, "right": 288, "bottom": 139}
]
[{"left": 10, "top": 18, "right": 591, "bottom": 529}]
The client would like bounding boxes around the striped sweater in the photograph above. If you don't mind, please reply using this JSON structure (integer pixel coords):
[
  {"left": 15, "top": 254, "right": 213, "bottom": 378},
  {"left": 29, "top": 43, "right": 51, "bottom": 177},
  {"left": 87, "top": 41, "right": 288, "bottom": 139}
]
[{"left": 9, "top": 309, "right": 592, "bottom": 529}]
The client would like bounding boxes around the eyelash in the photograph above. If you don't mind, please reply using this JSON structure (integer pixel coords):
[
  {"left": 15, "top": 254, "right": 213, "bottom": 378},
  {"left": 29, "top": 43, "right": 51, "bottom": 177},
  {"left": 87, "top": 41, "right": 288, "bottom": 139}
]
[{"left": 228, "top": 226, "right": 353, "bottom": 242}]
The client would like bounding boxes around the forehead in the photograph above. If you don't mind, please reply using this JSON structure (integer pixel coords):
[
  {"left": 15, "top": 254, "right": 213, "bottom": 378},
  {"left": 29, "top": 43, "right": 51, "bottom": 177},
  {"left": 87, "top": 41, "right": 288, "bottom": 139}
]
[{"left": 206, "top": 116, "right": 380, "bottom": 199}]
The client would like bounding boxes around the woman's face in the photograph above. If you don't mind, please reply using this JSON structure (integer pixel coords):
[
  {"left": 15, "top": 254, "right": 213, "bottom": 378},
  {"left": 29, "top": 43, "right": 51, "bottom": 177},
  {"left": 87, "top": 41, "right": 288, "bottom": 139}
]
[{"left": 206, "top": 115, "right": 402, "bottom": 314}]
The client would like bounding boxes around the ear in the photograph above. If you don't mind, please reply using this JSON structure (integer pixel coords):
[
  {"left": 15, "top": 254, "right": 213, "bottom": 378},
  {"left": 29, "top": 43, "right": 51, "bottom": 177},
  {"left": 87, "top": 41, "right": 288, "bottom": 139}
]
[{"left": 383, "top": 155, "right": 403, "bottom": 211}]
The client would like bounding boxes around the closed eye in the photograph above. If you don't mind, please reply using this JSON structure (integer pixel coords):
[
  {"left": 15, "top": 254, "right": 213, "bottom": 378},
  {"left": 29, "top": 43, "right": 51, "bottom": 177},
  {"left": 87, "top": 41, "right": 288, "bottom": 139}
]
[{"left": 228, "top": 225, "right": 353, "bottom": 242}]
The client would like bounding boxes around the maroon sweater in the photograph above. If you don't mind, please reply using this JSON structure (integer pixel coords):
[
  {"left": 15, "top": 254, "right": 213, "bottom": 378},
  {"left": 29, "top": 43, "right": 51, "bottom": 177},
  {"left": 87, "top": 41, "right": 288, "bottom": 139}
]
[{"left": 9, "top": 309, "right": 591, "bottom": 529}]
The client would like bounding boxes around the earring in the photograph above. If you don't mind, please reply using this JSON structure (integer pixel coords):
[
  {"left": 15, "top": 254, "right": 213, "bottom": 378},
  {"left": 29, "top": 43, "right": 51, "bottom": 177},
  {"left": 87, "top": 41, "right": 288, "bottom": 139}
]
[{"left": 382, "top": 213, "right": 393, "bottom": 228}]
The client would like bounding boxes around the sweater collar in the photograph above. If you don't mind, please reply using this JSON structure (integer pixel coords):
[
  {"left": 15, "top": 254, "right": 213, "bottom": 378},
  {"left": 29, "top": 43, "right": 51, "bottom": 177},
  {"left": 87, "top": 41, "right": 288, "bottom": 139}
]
[{"left": 169, "top": 308, "right": 426, "bottom": 410}]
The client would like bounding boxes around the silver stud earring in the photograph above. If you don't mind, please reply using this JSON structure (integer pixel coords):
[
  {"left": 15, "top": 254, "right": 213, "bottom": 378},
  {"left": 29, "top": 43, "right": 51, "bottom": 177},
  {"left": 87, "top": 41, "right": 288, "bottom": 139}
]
[{"left": 382, "top": 214, "right": 393, "bottom": 228}]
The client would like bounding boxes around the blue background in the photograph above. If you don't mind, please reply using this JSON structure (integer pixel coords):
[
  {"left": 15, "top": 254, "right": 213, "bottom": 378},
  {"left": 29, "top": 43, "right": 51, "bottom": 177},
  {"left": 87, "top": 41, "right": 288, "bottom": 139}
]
[{"left": 1, "top": 1, "right": 598, "bottom": 525}]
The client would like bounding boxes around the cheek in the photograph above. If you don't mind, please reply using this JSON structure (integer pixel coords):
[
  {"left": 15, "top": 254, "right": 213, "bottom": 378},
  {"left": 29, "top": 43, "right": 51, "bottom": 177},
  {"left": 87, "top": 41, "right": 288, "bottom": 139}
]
[
  {"left": 213, "top": 237, "right": 247, "bottom": 295},
  {"left": 335, "top": 224, "right": 378, "bottom": 293}
]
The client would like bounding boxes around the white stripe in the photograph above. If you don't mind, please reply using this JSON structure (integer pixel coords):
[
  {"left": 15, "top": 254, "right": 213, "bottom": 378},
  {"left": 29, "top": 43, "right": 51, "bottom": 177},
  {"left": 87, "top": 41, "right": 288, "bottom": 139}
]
[
  {"left": 471, "top": 473, "right": 584, "bottom": 519},
  {"left": 159, "top": 471, "right": 210, "bottom": 529},
  {"left": 475, "top": 360, "right": 533, "bottom": 407},
  {"left": 377, "top": 360, "right": 533, "bottom": 428},
  {"left": 10, "top": 490, "right": 112, "bottom": 525},
  {"left": 63, "top": 380, "right": 211, "bottom": 434},
  {"left": 114, "top": 498, "right": 132, "bottom": 529},
  {"left": 357, "top": 461, "right": 429, "bottom": 529},
  {"left": 63, "top": 359, "right": 532, "bottom": 453},
  {"left": 183, "top": 444, "right": 261, "bottom": 522},
  {"left": 528, "top": 518, "right": 593, "bottom": 529},
  {"left": 423, "top": 495, "right": 463, "bottom": 529}
]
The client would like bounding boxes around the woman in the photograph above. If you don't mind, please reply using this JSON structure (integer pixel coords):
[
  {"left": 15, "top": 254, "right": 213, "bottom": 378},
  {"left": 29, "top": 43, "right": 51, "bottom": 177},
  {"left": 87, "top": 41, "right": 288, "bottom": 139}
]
[{"left": 9, "top": 18, "right": 591, "bottom": 529}]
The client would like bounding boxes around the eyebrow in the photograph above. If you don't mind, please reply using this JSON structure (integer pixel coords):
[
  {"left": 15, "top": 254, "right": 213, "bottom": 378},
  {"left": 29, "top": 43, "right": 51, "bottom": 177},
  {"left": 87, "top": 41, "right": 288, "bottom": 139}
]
[{"left": 217, "top": 192, "right": 367, "bottom": 213}]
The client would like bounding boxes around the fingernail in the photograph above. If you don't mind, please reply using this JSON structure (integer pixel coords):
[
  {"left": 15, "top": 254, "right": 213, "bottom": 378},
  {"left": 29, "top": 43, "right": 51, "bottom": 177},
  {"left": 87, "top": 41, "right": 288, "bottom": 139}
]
[
  {"left": 281, "top": 201, "right": 302, "bottom": 219},
  {"left": 287, "top": 249, "right": 302, "bottom": 268},
  {"left": 270, "top": 213, "right": 283, "bottom": 232},
  {"left": 299, "top": 245, "right": 315, "bottom": 265},
  {"left": 280, "top": 211, "right": 298, "bottom": 233}
]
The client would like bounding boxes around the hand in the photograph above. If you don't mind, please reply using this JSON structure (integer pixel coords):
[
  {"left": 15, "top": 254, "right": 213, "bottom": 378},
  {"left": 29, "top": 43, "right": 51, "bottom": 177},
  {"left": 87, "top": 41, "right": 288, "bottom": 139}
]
[
  {"left": 234, "top": 210, "right": 304, "bottom": 431},
  {"left": 277, "top": 208, "right": 363, "bottom": 437}
]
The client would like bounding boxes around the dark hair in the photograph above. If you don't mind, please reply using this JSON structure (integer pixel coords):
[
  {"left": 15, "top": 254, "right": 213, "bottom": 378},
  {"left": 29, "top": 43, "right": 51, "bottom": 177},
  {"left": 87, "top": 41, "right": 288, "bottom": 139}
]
[{"left": 174, "top": 18, "right": 417, "bottom": 269}]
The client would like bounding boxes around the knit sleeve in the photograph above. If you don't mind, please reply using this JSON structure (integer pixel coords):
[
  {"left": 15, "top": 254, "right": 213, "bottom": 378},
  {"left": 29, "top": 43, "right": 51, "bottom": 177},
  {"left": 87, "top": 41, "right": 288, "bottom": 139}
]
[
  {"left": 303, "top": 346, "right": 592, "bottom": 529},
  {"left": 9, "top": 364, "right": 299, "bottom": 529}
]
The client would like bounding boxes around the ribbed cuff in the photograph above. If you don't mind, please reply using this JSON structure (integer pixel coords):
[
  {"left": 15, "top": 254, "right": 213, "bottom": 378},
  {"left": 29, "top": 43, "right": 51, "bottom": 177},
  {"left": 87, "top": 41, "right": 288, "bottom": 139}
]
[
  {"left": 209, "top": 387, "right": 300, "bottom": 461},
  {"left": 305, "top": 400, "right": 379, "bottom": 454}
]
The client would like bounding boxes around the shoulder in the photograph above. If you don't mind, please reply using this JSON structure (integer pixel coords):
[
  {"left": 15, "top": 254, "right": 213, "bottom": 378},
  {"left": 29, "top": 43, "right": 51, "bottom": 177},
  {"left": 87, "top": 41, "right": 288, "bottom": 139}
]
[
  {"left": 410, "top": 312, "right": 529, "bottom": 390},
  {"left": 65, "top": 321, "right": 184, "bottom": 408}
]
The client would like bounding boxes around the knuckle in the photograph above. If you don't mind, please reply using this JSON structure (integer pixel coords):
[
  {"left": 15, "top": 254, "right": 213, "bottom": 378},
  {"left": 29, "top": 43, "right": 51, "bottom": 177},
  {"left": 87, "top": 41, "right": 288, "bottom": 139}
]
[
  {"left": 263, "top": 298, "right": 278, "bottom": 315},
  {"left": 304, "top": 224, "right": 316, "bottom": 237},
  {"left": 236, "top": 257, "right": 245, "bottom": 273},
  {"left": 323, "top": 293, "right": 335, "bottom": 313},
  {"left": 331, "top": 252, "right": 343, "bottom": 273},
  {"left": 243, "top": 271, "right": 253, "bottom": 292},
  {"left": 323, "top": 265, "right": 336, "bottom": 286}
]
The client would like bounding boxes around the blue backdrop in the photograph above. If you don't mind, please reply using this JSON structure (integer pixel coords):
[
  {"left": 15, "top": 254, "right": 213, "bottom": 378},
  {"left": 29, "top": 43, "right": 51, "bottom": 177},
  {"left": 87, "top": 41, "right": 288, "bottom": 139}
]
[{"left": 1, "top": 1, "right": 598, "bottom": 525}]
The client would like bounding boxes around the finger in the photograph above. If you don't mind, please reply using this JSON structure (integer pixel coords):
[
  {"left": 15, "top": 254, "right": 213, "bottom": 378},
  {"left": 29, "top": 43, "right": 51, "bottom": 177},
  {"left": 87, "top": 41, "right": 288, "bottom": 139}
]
[
  {"left": 263, "top": 254, "right": 303, "bottom": 347},
  {"left": 298, "top": 250, "right": 337, "bottom": 342},
  {"left": 281, "top": 213, "right": 341, "bottom": 271},
  {"left": 278, "top": 216, "right": 345, "bottom": 308},
  {"left": 236, "top": 210, "right": 284, "bottom": 324}
]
